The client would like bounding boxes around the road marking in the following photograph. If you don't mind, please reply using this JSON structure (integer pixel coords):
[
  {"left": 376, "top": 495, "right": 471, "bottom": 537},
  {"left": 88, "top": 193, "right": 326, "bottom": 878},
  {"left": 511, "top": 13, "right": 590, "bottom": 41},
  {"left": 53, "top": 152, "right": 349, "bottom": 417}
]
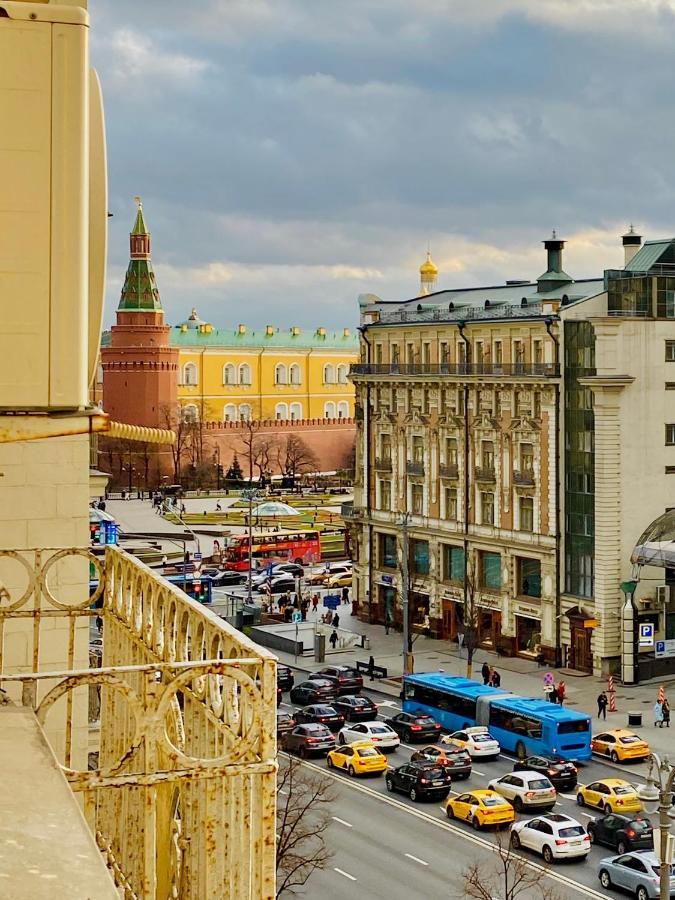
[
  {"left": 581, "top": 813, "right": 594, "bottom": 819},
  {"left": 332, "top": 816, "right": 352, "bottom": 828},
  {"left": 287, "top": 754, "right": 609, "bottom": 900},
  {"left": 334, "top": 867, "right": 357, "bottom": 881},
  {"left": 405, "top": 852, "right": 429, "bottom": 866},
  {"left": 559, "top": 793, "right": 576, "bottom": 800},
  {"left": 279, "top": 789, "right": 288, "bottom": 795},
  {"left": 472, "top": 769, "right": 486, "bottom": 776}
]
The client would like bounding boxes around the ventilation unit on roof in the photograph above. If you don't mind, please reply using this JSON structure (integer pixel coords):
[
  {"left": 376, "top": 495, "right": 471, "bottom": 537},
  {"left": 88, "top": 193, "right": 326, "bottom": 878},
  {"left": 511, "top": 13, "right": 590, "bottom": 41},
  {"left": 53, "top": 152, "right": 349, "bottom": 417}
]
[
  {"left": 521, "top": 297, "right": 528, "bottom": 307},
  {"left": 448, "top": 302, "right": 454, "bottom": 311},
  {"left": 417, "top": 303, "right": 423, "bottom": 311},
  {"left": 485, "top": 300, "right": 491, "bottom": 308},
  {"left": 562, "top": 294, "right": 569, "bottom": 304}
]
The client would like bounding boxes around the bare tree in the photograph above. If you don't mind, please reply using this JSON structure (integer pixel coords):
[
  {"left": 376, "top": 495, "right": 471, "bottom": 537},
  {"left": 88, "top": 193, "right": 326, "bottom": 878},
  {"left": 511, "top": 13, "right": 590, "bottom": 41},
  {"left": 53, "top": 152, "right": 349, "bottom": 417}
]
[
  {"left": 160, "top": 403, "right": 192, "bottom": 483},
  {"left": 461, "top": 832, "right": 561, "bottom": 900},
  {"left": 461, "top": 551, "right": 480, "bottom": 679},
  {"left": 277, "top": 434, "right": 319, "bottom": 480},
  {"left": 276, "top": 756, "right": 335, "bottom": 897},
  {"left": 254, "top": 435, "right": 278, "bottom": 482},
  {"left": 240, "top": 418, "right": 262, "bottom": 483}
]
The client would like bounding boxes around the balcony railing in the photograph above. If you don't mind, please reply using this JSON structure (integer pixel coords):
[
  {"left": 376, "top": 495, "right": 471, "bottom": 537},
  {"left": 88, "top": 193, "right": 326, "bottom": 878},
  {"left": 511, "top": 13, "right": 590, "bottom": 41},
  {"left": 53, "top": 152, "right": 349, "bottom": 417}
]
[
  {"left": 0, "top": 546, "right": 277, "bottom": 900},
  {"left": 374, "top": 457, "right": 393, "bottom": 471},
  {"left": 474, "top": 466, "right": 496, "bottom": 482},
  {"left": 351, "top": 363, "right": 560, "bottom": 377},
  {"left": 406, "top": 460, "right": 425, "bottom": 475},
  {"left": 440, "top": 463, "right": 459, "bottom": 479},
  {"left": 514, "top": 469, "right": 535, "bottom": 486}
]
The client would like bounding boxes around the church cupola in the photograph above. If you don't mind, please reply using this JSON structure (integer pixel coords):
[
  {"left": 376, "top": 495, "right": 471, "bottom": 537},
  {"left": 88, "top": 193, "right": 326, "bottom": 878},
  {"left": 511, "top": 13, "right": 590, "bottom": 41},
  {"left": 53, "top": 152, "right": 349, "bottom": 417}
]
[{"left": 419, "top": 250, "right": 439, "bottom": 295}]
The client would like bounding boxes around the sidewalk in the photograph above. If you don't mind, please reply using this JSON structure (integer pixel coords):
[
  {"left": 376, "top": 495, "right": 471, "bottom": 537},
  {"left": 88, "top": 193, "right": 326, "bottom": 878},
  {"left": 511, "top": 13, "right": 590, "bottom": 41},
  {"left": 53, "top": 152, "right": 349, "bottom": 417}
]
[{"left": 273, "top": 601, "right": 675, "bottom": 760}]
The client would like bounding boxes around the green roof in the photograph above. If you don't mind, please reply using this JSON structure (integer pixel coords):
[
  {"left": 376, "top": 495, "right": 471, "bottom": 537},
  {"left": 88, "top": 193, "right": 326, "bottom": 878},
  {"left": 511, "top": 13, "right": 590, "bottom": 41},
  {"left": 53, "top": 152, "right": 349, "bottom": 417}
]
[
  {"left": 118, "top": 259, "right": 162, "bottom": 311},
  {"left": 624, "top": 239, "right": 675, "bottom": 273},
  {"left": 131, "top": 204, "right": 147, "bottom": 236},
  {"left": 169, "top": 326, "right": 358, "bottom": 350}
]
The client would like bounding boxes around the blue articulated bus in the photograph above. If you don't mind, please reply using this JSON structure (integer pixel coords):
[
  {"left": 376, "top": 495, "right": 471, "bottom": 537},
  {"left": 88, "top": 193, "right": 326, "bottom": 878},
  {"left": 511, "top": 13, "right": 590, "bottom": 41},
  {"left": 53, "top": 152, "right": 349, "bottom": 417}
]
[
  {"left": 89, "top": 575, "right": 213, "bottom": 606},
  {"left": 403, "top": 673, "right": 591, "bottom": 762}
]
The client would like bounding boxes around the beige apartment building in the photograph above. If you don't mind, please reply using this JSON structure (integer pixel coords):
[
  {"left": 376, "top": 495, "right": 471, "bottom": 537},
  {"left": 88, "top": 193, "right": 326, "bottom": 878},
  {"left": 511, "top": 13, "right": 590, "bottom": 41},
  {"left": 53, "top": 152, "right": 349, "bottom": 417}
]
[{"left": 350, "top": 234, "right": 675, "bottom": 676}]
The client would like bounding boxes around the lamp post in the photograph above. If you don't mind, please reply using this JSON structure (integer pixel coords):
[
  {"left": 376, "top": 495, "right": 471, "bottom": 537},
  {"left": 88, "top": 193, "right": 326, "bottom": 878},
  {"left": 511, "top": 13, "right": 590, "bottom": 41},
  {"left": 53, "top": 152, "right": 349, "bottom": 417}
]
[
  {"left": 241, "top": 487, "right": 263, "bottom": 606},
  {"left": 214, "top": 445, "right": 221, "bottom": 491},
  {"left": 637, "top": 753, "right": 675, "bottom": 900}
]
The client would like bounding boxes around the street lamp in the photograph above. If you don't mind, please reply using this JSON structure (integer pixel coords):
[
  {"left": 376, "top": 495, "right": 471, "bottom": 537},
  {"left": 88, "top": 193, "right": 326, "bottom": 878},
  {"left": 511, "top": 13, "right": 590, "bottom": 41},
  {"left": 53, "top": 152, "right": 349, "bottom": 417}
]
[
  {"left": 214, "top": 445, "right": 221, "bottom": 491},
  {"left": 241, "top": 487, "right": 263, "bottom": 606},
  {"left": 637, "top": 753, "right": 675, "bottom": 900}
]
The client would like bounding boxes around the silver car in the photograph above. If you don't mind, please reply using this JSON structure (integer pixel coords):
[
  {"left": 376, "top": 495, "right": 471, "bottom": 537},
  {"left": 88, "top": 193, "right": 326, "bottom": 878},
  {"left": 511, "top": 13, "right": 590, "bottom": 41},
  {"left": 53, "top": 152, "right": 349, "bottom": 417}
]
[{"left": 597, "top": 851, "right": 675, "bottom": 900}]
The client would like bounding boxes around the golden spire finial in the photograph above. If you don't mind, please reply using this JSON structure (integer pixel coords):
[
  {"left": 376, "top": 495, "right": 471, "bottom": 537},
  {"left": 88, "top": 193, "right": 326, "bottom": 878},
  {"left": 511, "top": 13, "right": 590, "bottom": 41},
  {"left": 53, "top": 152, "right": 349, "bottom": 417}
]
[{"left": 134, "top": 195, "right": 142, "bottom": 209}]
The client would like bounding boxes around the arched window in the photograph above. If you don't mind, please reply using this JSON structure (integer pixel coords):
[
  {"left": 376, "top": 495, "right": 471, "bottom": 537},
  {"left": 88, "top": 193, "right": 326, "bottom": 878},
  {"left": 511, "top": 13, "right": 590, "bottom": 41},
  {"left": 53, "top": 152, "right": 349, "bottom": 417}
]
[
  {"left": 275, "top": 403, "right": 288, "bottom": 420},
  {"left": 239, "top": 363, "right": 251, "bottom": 385},
  {"left": 323, "top": 363, "right": 335, "bottom": 384},
  {"left": 337, "top": 401, "right": 349, "bottom": 419},
  {"left": 223, "top": 404, "right": 236, "bottom": 422},
  {"left": 289, "top": 363, "right": 301, "bottom": 385},
  {"left": 183, "top": 363, "right": 198, "bottom": 386},
  {"left": 223, "top": 363, "right": 236, "bottom": 385},
  {"left": 290, "top": 402, "right": 302, "bottom": 421},
  {"left": 336, "top": 364, "right": 348, "bottom": 384},
  {"left": 324, "top": 401, "right": 336, "bottom": 419},
  {"left": 275, "top": 363, "right": 287, "bottom": 385},
  {"left": 239, "top": 403, "right": 252, "bottom": 421},
  {"left": 182, "top": 404, "right": 199, "bottom": 423}
]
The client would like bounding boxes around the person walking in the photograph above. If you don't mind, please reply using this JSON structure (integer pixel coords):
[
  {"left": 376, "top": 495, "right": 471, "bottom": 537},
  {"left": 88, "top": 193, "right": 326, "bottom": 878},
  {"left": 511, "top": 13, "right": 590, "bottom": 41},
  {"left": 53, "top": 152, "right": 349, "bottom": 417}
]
[
  {"left": 341, "top": 586, "right": 349, "bottom": 605},
  {"left": 557, "top": 680, "right": 566, "bottom": 706},
  {"left": 332, "top": 612, "right": 340, "bottom": 629},
  {"left": 491, "top": 669, "right": 501, "bottom": 688},
  {"left": 481, "top": 662, "right": 490, "bottom": 685},
  {"left": 597, "top": 691, "right": 608, "bottom": 720},
  {"left": 367, "top": 655, "right": 375, "bottom": 681},
  {"left": 311, "top": 594, "right": 319, "bottom": 614},
  {"left": 329, "top": 630, "right": 338, "bottom": 650},
  {"left": 654, "top": 700, "right": 664, "bottom": 727},
  {"left": 663, "top": 698, "right": 671, "bottom": 727}
]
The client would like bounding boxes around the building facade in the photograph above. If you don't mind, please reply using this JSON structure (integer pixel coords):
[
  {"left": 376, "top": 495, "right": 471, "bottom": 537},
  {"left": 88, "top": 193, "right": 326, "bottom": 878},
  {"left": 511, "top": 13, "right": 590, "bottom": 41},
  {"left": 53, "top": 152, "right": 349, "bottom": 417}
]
[{"left": 350, "top": 236, "right": 675, "bottom": 675}]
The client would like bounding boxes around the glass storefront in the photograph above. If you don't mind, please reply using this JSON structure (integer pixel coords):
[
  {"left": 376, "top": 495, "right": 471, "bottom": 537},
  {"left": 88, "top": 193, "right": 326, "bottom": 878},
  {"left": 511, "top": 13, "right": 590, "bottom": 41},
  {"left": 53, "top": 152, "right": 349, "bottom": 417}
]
[
  {"left": 517, "top": 557, "right": 541, "bottom": 597},
  {"left": 516, "top": 616, "right": 541, "bottom": 654}
]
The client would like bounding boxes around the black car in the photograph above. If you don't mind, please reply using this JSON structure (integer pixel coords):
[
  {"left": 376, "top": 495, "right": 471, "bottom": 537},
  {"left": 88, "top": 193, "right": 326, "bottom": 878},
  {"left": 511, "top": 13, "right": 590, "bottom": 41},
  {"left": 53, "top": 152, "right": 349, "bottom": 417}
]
[
  {"left": 411, "top": 741, "right": 472, "bottom": 779},
  {"left": 290, "top": 679, "right": 337, "bottom": 705},
  {"left": 334, "top": 695, "right": 379, "bottom": 722},
  {"left": 587, "top": 813, "right": 654, "bottom": 854},
  {"left": 277, "top": 710, "right": 296, "bottom": 737},
  {"left": 513, "top": 755, "right": 578, "bottom": 791},
  {"left": 294, "top": 704, "right": 346, "bottom": 731},
  {"left": 206, "top": 569, "right": 247, "bottom": 586},
  {"left": 277, "top": 665, "right": 295, "bottom": 692},
  {"left": 310, "top": 665, "right": 363, "bottom": 695},
  {"left": 257, "top": 578, "right": 296, "bottom": 595},
  {"left": 385, "top": 761, "right": 453, "bottom": 801},
  {"left": 282, "top": 723, "right": 336, "bottom": 758},
  {"left": 385, "top": 712, "right": 441, "bottom": 743}
]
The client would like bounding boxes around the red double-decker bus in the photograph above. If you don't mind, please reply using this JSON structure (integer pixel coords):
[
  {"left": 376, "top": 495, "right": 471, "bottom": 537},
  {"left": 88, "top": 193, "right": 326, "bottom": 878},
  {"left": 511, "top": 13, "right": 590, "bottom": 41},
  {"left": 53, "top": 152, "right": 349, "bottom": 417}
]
[{"left": 225, "top": 529, "right": 321, "bottom": 570}]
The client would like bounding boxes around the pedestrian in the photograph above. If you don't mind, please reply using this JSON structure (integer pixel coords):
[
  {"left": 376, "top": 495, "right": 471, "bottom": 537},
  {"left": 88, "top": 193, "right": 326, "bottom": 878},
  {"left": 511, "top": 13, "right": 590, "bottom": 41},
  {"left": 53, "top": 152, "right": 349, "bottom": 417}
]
[
  {"left": 423, "top": 613, "right": 431, "bottom": 637},
  {"left": 329, "top": 629, "right": 338, "bottom": 649},
  {"left": 654, "top": 700, "right": 664, "bottom": 728},
  {"left": 663, "top": 698, "right": 671, "bottom": 727},
  {"left": 332, "top": 612, "right": 340, "bottom": 629},
  {"left": 216, "top": 501, "right": 222, "bottom": 512},
  {"left": 491, "top": 668, "right": 501, "bottom": 688},
  {"left": 597, "top": 691, "right": 608, "bottom": 719},
  {"left": 312, "top": 594, "right": 319, "bottom": 613},
  {"left": 557, "top": 680, "right": 566, "bottom": 706},
  {"left": 367, "top": 655, "right": 375, "bottom": 681},
  {"left": 341, "top": 586, "right": 349, "bottom": 605},
  {"left": 481, "top": 662, "right": 490, "bottom": 685}
]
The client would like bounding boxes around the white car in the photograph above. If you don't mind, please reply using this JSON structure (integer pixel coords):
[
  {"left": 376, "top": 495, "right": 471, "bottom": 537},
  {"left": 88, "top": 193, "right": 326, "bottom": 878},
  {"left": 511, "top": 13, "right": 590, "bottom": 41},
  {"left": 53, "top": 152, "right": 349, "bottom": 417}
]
[
  {"left": 487, "top": 771, "right": 557, "bottom": 812},
  {"left": 510, "top": 813, "right": 591, "bottom": 863},
  {"left": 445, "top": 727, "right": 500, "bottom": 758},
  {"left": 338, "top": 721, "right": 400, "bottom": 751}
]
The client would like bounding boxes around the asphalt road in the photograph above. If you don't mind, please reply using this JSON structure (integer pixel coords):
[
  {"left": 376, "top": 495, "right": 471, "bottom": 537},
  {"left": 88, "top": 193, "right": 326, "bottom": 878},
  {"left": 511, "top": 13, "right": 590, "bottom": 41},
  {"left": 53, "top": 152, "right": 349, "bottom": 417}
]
[{"left": 279, "top": 670, "right": 657, "bottom": 900}]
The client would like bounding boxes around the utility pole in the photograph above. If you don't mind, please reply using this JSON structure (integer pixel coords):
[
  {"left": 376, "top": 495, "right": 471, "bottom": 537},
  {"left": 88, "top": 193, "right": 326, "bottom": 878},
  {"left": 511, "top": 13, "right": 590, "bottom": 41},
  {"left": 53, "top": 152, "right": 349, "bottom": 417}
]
[
  {"left": 400, "top": 512, "right": 413, "bottom": 675},
  {"left": 242, "top": 487, "right": 261, "bottom": 606}
]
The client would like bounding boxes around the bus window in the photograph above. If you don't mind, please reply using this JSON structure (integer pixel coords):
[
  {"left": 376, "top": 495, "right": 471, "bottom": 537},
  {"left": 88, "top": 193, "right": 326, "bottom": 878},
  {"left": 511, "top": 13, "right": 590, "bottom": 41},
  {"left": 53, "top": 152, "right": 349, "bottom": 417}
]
[
  {"left": 490, "top": 706, "right": 542, "bottom": 739},
  {"left": 558, "top": 719, "right": 590, "bottom": 734}
]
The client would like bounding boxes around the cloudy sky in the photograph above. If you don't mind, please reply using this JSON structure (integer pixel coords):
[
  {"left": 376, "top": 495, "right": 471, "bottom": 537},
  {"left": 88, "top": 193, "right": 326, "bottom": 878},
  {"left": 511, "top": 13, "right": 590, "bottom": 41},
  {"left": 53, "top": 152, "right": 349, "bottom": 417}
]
[{"left": 92, "top": 0, "right": 675, "bottom": 331}]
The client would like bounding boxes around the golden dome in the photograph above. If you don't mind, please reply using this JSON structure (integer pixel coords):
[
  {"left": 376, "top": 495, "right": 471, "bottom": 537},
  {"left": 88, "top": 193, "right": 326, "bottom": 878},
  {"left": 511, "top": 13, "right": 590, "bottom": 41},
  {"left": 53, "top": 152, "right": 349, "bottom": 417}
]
[{"left": 420, "top": 251, "right": 438, "bottom": 276}]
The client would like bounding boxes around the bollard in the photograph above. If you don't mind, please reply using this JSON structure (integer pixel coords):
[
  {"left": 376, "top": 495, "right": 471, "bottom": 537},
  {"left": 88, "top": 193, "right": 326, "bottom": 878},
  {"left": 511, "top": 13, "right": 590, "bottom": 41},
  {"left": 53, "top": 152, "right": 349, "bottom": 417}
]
[{"left": 607, "top": 674, "right": 617, "bottom": 712}]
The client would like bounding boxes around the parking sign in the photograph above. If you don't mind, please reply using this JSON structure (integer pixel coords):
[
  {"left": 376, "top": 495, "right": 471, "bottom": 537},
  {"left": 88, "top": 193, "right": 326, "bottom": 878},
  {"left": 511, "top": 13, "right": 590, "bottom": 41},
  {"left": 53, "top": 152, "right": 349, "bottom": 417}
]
[{"left": 639, "top": 622, "right": 655, "bottom": 647}]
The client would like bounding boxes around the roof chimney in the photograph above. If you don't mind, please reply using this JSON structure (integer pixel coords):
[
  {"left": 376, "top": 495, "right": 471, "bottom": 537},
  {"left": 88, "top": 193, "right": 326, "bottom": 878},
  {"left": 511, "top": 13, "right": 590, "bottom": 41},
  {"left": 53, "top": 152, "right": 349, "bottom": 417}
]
[
  {"left": 537, "top": 230, "right": 572, "bottom": 294},
  {"left": 622, "top": 225, "right": 642, "bottom": 267}
]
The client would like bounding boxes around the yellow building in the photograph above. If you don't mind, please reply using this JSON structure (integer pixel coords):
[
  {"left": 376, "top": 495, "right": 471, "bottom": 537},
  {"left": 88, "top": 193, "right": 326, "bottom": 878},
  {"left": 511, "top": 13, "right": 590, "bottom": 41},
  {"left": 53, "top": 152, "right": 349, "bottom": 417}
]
[{"left": 174, "top": 310, "right": 358, "bottom": 423}]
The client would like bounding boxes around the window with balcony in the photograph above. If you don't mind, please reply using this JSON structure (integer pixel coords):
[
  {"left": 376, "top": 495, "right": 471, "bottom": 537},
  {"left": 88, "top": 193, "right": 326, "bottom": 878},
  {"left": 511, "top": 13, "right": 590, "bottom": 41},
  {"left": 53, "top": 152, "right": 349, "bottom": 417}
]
[
  {"left": 375, "top": 344, "right": 383, "bottom": 364},
  {"left": 440, "top": 341, "right": 449, "bottom": 364},
  {"left": 378, "top": 480, "right": 392, "bottom": 511},
  {"left": 444, "top": 486, "right": 458, "bottom": 520},
  {"left": 494, "top": 341, "right": 503, "bottom": 365},
  {"left": 480, "top": 551, "right": 501, "bottom": 590},
  {"left": 406, "top": 343, "right": 415, "bottom": 364},
  {"left": 422, "top": 343, "right": 431, "bottom": 365},
  {"left": 379, "top": 533, "right": 397, "bottom": 568},
  {"left": 520, "top": 443, "right": 534, "bottom": 473},
  {"left": 391, "top": 344, "right": 400, "bottom": 364},
  {"left": 667, "top": 424, "right": 675, "bottom": 445},
  {"left": 412, "top": 435, "right": 424, "bottom": 463},
  {"left": 443, "top": 545, "right": 465, "bottom": 582},
  {"left": 411, "top": 539, "right": 430, "bottom": 576},
  {"left": 411, "top": 482, "right": 424, "bottom": 515},
  {"left": 480, "top": 491, "right": 495, "bottom": 525},
  {"left": 533, "top": 340, "right": 543, "bottom": 364},
  {"left": 481, "top": 441, "right": 494, "bottom": 470},
  {"left": 519, "top": 496, "right": 534, "bottom": 532},
  {"left": 446, "top": 437, "right": 458, "bottom": 467},
  {"left": 517, "top": 557, "right": 541, "bottom": 598},
  {"left": 380, "top": 433, "right": 392, "bottom": 462}
]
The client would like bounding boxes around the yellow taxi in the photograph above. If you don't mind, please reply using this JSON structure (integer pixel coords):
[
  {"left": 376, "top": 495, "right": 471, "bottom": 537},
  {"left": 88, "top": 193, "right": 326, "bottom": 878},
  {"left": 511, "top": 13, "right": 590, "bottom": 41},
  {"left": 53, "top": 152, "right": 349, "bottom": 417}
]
[
  {"left": 325, "top": 572, "right": 353, "bottom": 589},
  {"left": 590, "top": 729, "right": 651, "bottom": 763},
  {"left": 326, "top": 741, "right": 387, "bottom": 777},
  {"left": 576, "top": 778, "right": 642, "bottom": 814},
  {"left": 445, "top": 789, "right": 515, "bottom": 830}
]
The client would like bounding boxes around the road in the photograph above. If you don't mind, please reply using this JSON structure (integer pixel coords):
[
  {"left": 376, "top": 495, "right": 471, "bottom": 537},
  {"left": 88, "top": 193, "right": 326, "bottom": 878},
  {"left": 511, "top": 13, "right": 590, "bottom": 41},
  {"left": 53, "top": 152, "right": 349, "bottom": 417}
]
[{"left": 279, "top": 671, "right": 656, "bottom": 900}]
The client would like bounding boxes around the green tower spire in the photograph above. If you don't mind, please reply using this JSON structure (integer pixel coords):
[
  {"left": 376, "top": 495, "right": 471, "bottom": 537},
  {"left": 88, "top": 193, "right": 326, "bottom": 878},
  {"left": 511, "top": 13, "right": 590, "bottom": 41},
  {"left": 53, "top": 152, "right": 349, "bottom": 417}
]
[{"left": 118, "top": 196, "right": 162, "bottom": 311}]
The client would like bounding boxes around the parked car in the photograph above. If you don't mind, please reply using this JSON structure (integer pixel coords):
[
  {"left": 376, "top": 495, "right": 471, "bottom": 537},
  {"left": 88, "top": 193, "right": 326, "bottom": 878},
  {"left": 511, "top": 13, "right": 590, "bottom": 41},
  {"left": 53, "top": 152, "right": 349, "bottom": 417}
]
[
  {"left": 293, "top": 704, "right": 345, "bottom": 731},
  {"left": 444, "top": 727, "right": 500, "bottom": 759},
  {"left": 327, "top": 741, "right": 388, "bottom": 777},
  {"left": 277, "top": 664, "right": 294, "bottom": 692},
  {"left": 385, "top": 761, "right": 453, "bottom": 801},
  {"left": 597, "top": 851, "right": 675, "bottom": 899},
  {"left": 410, "top": 742, "right": 472, "bottom": 779},
  {"left": 276, "top": 710, "right": 295, "bottom": 737},
  {"left": 252, "top": 563, "right": 304, "bottom": 586},
  {"left": 591, "top": 729, "right": 651, "bottom": 764},
  {"left": 445, "top": 790, "right": 515, "bottom": 830},
  {"left": 488, "top": 771, "right": 557, "bottom": 812},
  {"left": 256, "top": 576, "right": 296, "bottom": 595},
  {"left": 203, "top": 569, "right": 247, "bottom": 586},
  {"left": 290, "top": 679, "right": 337, "bottom": 705},
  {"left": 513, "top": 755, "right": 578, "bottom": 791},
  {"left": 282, "top": 723, "right": 336, "bottom": 758},
  {"left": 311, "top": 665, "right": 363, "bottom": 695},
  {"left": 577, "top": 779, "right": 642, "bottom": 815},
  {"left": 510, "top": 813, "right": 590, "bottom": 863},
  {"left": 385, "top": 712, "right": 441, "bottom": 743},
  {"left": 338, "top": 721, "right": 401, "bottom": 751},
  {"left": 325, "top": 572, "right": 353, "bottom": 589},
  {"left": 321, "top": 564, "right": 352, "bottom": 586},
  {"left": 587, "top": 813, "right": 654, "bottom": 854},
  {"left": 334, "top": 695, "right": 378, "bottom": 721}
]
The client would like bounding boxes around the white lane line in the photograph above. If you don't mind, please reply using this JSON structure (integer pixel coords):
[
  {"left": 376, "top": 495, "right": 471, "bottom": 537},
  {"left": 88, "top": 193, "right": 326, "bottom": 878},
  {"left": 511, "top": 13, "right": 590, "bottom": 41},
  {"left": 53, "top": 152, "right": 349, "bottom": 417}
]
[
  {"left": 581, "top": 813, "right": 594, "bottom": 819},
  {"left": 332, "top": 816, "right": 353, "bottom": 828},
  {"left": 472, "top": 769, "right": 486, "bottom": 776},
  {"left": 279, "top": 789, "right": 288, "bottom": 795},
  {"left": 559, "top": 793, "right": 576, "bottom": 800},
  {"left": 405, "top": 852, "right": 429, "bottom": 866},
  {"left": 334, "top": 867, "right": 357, "bottom": 881}
]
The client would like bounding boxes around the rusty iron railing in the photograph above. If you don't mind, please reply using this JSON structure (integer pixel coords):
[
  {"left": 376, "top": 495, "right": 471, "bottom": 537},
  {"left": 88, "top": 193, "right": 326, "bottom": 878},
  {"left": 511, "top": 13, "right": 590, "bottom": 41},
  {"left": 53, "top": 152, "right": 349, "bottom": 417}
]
[{"left": 0, "top": 546, "right": 277, "bottom": 900}]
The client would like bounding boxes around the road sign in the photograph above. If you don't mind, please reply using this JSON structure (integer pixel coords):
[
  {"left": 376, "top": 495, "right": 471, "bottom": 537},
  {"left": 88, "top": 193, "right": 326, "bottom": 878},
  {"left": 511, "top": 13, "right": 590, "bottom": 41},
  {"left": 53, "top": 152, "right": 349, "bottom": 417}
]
[
  {"left": 639, "top": 622, "right": 655, "bottom": 647},
  {"left": 656, "top": 639, "right": 675, "bottom": 658},
  {"left": 381, "top": 575, "right": 393, "bottom": 586},
  {"left": 323, "top": 594, "right": 340, "bottom": 610},
  {"left": 193, "top": 552, "right": 202, "bottom": 561},
  {"left": 291, "top": 611, "right": 302, "bottom": 624}
]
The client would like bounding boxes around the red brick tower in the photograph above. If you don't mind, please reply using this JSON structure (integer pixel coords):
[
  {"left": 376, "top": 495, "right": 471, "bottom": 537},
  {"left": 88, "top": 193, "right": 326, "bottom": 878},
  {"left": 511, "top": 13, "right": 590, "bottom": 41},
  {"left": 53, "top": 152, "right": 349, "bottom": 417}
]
[{"left": 101, "top": 198, "right": 178, "bottom": 428}]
